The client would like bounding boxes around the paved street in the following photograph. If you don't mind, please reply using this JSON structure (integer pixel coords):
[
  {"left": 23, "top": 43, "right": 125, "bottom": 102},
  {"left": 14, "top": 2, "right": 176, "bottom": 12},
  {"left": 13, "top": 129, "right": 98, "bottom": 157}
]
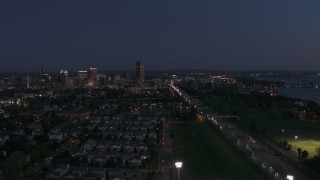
[
  {"left": 161, "top": 84, "right": 175, "bottom": 179},
  {"left": 170, "top": 84, "right": 316, "bottom": 180},
  {"left": 160, "top": 120, "right": 173, "bottom": 180}
]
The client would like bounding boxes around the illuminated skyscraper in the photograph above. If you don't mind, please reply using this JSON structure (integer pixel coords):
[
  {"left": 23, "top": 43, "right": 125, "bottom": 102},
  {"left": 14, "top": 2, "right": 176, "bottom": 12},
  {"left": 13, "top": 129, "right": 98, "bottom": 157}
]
[
  {"left": 77, "top": 70, "right": 88, "bottom": 80},
  {"left": 136, "top": 61, "right": 145, "bottom": 85},
  {"left": 59, "top": 68, "right": 73, "bottom": 89},
  {"left": 77, "top": 70, "right": 88, "bottom": 87},
  {"left": 59, "top": 68, "right": 69, "bottom": 77},
  {"left": 40, "top": 68, "right": 45, "bottom": 79},
  {"left": 40, "top": 68, "right": 51, "bottom": 82},
  {"left": 89, "top": 67, "right": 97, "bottom": 79},
  {"left": 23, "top": 76, "right": 30, "bottom": 89},
  {"left": 88, "top": 67, "right": 98, "bottom": 87}
]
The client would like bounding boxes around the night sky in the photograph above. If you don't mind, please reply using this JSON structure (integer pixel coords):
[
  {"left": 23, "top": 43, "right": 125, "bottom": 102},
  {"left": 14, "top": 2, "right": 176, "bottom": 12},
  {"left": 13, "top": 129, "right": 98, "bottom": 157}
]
[{"left": 1, "top": 0, "right": 320, "bottom": 72}]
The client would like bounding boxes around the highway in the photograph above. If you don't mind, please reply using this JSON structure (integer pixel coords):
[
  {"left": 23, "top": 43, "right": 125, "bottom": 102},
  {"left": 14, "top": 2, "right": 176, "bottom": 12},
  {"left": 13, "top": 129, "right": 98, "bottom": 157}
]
[{"left": 169, "top": 84, "right": 314, "bottom": 180}]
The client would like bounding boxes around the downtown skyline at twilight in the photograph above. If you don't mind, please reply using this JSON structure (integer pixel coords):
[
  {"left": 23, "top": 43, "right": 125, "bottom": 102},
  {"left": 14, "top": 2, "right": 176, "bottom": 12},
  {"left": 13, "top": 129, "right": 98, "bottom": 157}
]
[{"left": 2, "top": 1, "right": 320, "bottom": 179}]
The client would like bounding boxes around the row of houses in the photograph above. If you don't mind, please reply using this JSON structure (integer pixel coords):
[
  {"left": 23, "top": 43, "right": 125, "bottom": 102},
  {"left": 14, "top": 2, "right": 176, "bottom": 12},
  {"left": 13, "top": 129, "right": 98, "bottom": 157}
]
[
  {"left": 44, "top": 165, "right": 143, "bottom": 180},
  {"left": 41, "top": 116, "right": 161, "bottom": 179}
]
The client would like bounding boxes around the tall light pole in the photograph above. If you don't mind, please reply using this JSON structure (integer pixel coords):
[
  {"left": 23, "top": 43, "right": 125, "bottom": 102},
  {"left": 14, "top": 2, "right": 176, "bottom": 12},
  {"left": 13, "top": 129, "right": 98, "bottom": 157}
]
[
  {"left": 287, "top": 175, "right": 294, "bottom": 180},
  {"left": 295, "top": 135, "right": 298, "bottom": 149},
  {"left": 175, "top": 161, "right": 183, "bottom": 180},
  {"left": 281, "top": 129, "right": 284, "bottom": 149}
]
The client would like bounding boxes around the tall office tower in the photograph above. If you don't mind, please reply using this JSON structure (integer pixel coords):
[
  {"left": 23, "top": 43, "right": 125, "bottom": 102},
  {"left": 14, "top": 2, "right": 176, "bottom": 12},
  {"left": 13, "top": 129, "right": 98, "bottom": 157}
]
[
  {"left": 40, "top": 68, "right": 51, "bottom": 82},
  {"left": 60, "top": 68, "right": 69, "bottom": 77},
  {"left": 89, "top": 67, "right": 98, "bottom": 79},
  {"left": 77, "top": 70, "right": 88, "bottom": 80},
  {"left": 88, "top": 67, "right": 98, "bottom": 87},
  {"left": 25, "top": 76, "right": 30, "bottom": 89},
  {"left": 97, "top": 74, "right": 106, "bottom": 87},
  {"left": 59, "top": 68, "right": 71, "bottom": 88},
  {"left": 77, "top": 70, "right": 88, "bottom": 87},
  {"left": 40, "top": 68, "right": 45, "bottom": 79},
  {"left": 59, "top": 68, "right": 68, "bottom": 82},
  {"left": 136, "top": 61, "right": 145, "bottom": 85}
]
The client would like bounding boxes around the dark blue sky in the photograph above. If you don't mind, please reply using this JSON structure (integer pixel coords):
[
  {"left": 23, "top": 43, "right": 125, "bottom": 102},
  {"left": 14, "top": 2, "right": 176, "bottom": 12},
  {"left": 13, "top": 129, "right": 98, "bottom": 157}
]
[{"left": 1, "top": 0, "right": 320, "bottom": 72}]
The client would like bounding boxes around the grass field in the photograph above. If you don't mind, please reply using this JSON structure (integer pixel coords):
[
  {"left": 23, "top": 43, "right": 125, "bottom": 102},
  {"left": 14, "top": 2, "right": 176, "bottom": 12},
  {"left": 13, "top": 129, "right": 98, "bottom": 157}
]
[
  {"left": 288, "top": 139, "right": 320, "bottom": 158},
  {"left": 171, "top": 120, "right": 269, "bottom": 180},
  {"left": 205, "top": 98, "right": 320, "bottom": 159}
]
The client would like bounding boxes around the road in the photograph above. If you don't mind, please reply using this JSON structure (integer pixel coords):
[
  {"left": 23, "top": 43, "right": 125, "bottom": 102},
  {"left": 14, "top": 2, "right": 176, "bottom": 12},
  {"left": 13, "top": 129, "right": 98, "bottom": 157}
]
[
  {"left": 170, "top": 84, "right": 314, "bottom": 180},
  {"left": 159, "top": 120, "right": 173, "bottom": 180}
]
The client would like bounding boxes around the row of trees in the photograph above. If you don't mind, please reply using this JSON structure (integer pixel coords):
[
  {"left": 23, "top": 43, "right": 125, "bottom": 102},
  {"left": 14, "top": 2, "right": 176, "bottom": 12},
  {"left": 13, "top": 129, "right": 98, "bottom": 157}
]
[
  {"left": 297, "top": 148, "right": 309, "bottom": 160},
  {"left": 281, "top": 140, "right": 309, "bottom": 160}
]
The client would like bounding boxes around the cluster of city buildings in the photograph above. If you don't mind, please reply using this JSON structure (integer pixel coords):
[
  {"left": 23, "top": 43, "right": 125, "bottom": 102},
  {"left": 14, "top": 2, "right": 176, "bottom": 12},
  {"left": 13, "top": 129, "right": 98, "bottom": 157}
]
[{"left": 0, "top": 61, "right": 146, "bottom": 90}]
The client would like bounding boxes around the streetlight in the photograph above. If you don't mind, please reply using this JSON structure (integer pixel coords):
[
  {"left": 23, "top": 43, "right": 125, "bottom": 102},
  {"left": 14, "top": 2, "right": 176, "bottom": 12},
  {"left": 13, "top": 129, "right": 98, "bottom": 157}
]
[
  {"left": 294, "top": 135, "right": 298, "bottom": 149},
  {"left": 281, "top": 129, "right": 284, "bottom": 149},
  {"left": 175, "top": 161, "right": 183, "bottom": 180},
  {"left": 287, "top": 175, "right": 294, "bottom": 180}
]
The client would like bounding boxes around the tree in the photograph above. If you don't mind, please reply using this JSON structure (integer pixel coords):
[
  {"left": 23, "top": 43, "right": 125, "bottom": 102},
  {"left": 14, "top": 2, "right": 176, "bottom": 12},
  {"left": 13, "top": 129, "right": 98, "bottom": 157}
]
[
  {"left": 316, "top": 147, "right": 320, "bottom": 157},
  {"left": 262, "top": 128, "right": 268, "bottom": 136},
  {"left": 70, "top": 156, "right": 81, "bottom": 165},
  {"left": 6, "top": 153, "right": 27, "bottom": 180},
  {"left": 5, "top": 139, "right": 27, "bottom": 153},
  {"left": 282, "top": 140, "right": 288, "bottom": 148},
  {"left": 285, "top": 144, "right": 292, "bottom": 151},
  {"left": 81, "top": 156, "right": 88, "bottom": 164},
  {"left": 116, "top": 156, "right": 123, "bottom": 167},
  {"left": 106, "top": 158, "right": 116, "bottom": 168},
  {"left": 34, "top": 135, "right": 49, "bottom": 145},
  {"left": 37, "top": 143, "right": 48, "bottom": 158},
  {"left": 249, "top": 119, "right": 257, "bottom": 132},
  {"left": 297, "top": 148, "right": 302, "bottom": 158},
  {"left": 302, "top": 150, "right": 309, "bottom": 159},
  {"left": 30, "top": 149, "right": 40, "bottom": 164}
]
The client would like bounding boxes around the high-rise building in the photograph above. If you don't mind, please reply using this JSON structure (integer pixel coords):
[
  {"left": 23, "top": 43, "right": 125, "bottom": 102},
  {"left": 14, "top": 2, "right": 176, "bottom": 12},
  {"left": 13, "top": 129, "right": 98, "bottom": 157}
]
[
  {"left": 59, "top": 68, "right": 73, "bottom": 89},
  {"left": 97, "top": 73, "right": 106, "bottom": 87},
  {"left": 88, "top": 67, "right": 98, "bottom": 87},
  {"left": 136, "top": 61, "right": 145, "bottom": 85},
  {"left": 40, "top": 68, "right": 45, "bottom": 79},
  {"left": 60, "top": 68, "right": 69, "bottom": 77},
  {"left": 77, "top": 70, "right": 88, "bottom": 87},
  {"left": 40, "top": 68, "right": 51, "bottom": 82},
  {"left": 25, "top": 76, "right": 30, "bottom": 89},
  {"left": 89, "top": 67, "right": 98, "bottom": 79},
  {"left": 77, "top": 70, "right": 88, "bottom": 80}
]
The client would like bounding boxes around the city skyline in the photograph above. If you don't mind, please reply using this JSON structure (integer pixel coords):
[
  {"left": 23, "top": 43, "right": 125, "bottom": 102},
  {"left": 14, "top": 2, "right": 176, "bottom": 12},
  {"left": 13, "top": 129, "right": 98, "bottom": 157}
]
[
  {"left": 2, "top": 1, "right": 320, "bottom": 72},
  {"left": 1, "top": 1, "right": 320, "bottom": 178}
]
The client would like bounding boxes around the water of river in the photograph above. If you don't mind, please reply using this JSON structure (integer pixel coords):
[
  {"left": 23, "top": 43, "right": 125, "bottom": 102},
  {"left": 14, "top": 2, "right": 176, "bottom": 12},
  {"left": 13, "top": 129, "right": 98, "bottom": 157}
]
[
  {"left": 256, "top": 75, "right": 320, "bottom": 103},
  {"left": 277, "top": 88, "right": 320, "bottom": 103}
]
